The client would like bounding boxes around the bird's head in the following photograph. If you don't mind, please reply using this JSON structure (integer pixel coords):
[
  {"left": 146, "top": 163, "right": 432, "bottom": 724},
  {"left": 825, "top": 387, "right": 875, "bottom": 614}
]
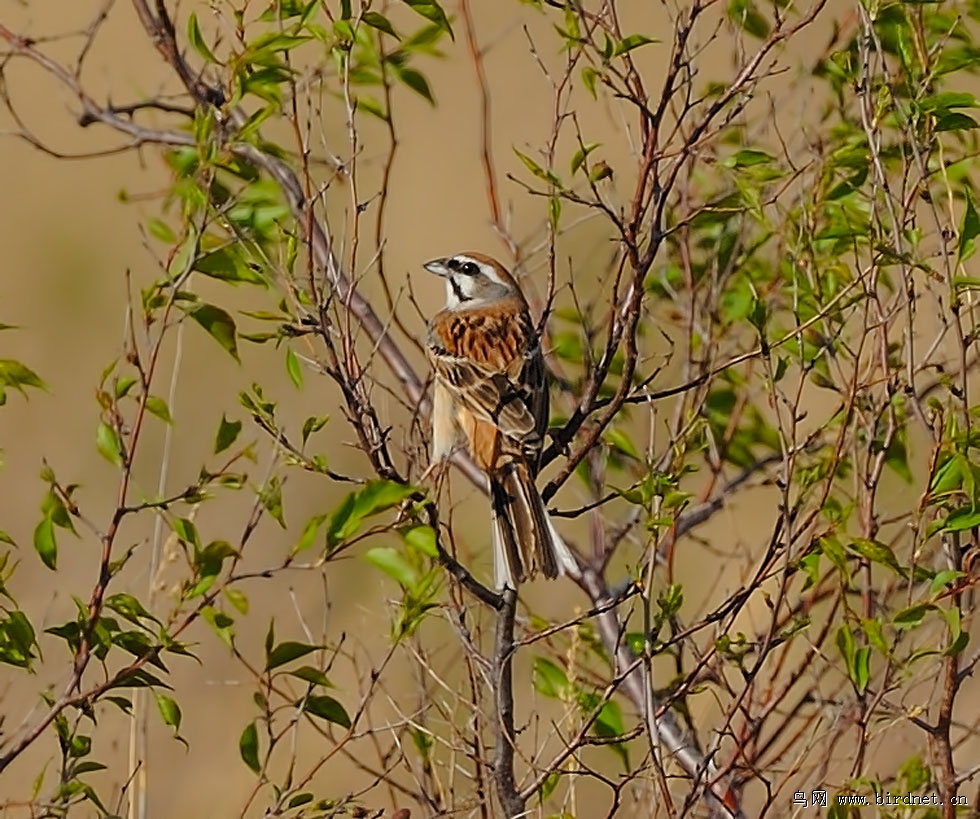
[{"left": 423, "top": 252, "right": 522, "bottom": 309}]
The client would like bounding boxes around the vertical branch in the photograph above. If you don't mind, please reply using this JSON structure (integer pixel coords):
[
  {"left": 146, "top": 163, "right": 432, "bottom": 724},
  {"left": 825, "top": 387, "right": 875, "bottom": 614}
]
[
  {"left": 492, "top": 588, "right": 524, "bottom": 819},
  {"left": 935, "top": 531, "right": 963, "bottom": 819}
]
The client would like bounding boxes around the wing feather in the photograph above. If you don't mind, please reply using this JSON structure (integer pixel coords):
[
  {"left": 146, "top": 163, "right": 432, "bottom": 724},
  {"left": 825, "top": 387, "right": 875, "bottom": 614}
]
[{"left": 428, "top": 303, "right": 547, "bottom": 458}]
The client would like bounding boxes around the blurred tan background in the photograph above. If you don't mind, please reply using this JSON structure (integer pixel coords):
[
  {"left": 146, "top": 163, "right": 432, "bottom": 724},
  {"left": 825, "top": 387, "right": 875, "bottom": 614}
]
[{"left": 3, "top": 1, "right": 960, "bottom": 817}]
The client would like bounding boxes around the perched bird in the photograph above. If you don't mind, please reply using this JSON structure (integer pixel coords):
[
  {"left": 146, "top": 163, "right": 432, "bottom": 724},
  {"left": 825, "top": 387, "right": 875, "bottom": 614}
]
[{"left": 423, "top": 252, "right": 576, "bottom": 589}]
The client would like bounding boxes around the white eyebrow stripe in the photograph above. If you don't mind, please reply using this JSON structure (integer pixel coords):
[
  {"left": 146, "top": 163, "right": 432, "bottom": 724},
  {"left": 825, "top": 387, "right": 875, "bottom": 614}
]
[{"left": 453, "top": 255, "right": 503, "bottom": 284}]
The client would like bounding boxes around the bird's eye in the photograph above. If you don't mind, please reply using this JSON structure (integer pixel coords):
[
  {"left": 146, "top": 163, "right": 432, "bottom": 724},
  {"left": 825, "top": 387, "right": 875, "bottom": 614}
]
[{"left": 460, "top": 262, "right": 479, "bottom": 276}]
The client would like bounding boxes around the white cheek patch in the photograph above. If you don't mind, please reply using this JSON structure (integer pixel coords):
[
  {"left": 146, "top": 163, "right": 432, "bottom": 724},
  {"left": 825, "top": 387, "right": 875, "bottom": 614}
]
[{"left": 445, "top": 279, "right": 462, "bottom": 307}]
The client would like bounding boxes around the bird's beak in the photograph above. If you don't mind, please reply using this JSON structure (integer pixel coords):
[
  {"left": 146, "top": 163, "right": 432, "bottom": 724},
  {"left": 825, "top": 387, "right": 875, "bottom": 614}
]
[{"left": 423, "top": 258, "right": 450, "bottom": 277}]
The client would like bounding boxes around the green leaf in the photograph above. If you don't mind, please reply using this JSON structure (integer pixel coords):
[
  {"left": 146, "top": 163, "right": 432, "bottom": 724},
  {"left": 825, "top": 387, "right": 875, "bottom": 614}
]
[
  {"left": 239, "top": 722, "right": 261, "bottom": 773},
  {"left": 110, "top": 667, "right": 173, "bottom": 690},
  {"left": 285, "top": 348, "right": 303, "bottom": 390},
  {"left": 290, "top": 665, "right": 333, "bottom": 687},
  {"left": 884, "top": 438, "right": 912, "bottom": 483},
  {"left": 214, "top": 414, "right": 243, "bottom": 454},
  {"left": 365, "top": 547, "right": 417, "bottom": 588},
  {"left": 728, "top": 0, "right": 769, "bottom": 38},
  {"left": 68, "top": 734, "right": 91, "bottom": 758},
  {"left": 935, "top": 111, "right": 978, "bottom": 131},
  {"left": 930, "top": 569, "right": 965, "bottom": 597},
  {"left": 862, "top": 617, "right": 889, "bottom": 656},
  {"left": 960, "top": 191, "right": 980, "bottom": 262},
  {"left": 356, "top": 94, "right": 389, "bottom": 121},
  {"left": 940, "top": 505, "right": 980, "bottom": 532},
  {"left": 333, "top": 18, "right": 355, "bottom": 41},
  {"left": 224, "top": 588, "right": 249, "bottom": 614},
  {"left": 612, "top": 33, "right": 657, "bottom": 57},
  {"left": 294, "top": 514, "right": 327, "bottom": 554},
  {"left": 266, "top": 641, "right": 319, "bottom": 671},
  {"left": 240, "top": 67, "right": 290, "bottom": 104},
  {"left": 114, "top": 376, "right": 137, "bottom": 399},
  {"left": 798, "top": 552, "right": 820, "bottom": 590},
  {"left": 259, "top": 476, "right": 286, "bottom": 528},
  {"left": 189, "top": 540, "right": 238, "bottom": 597},
  {"left": 1, "top": 609, "right": 37, "bottom": 669},
  {"left": 605, "top": 428, "right": 639, "bottom": 459},
  {"left": 96, "top": 422, "right": 124, "bottom": 467},
  {"left": 106, "top": 593, "right": 159, "bottom": 626},
  {"left": 33, "top": 516, "right": 57, "bottom": 570},
  {"left": 594, "top": 699, "right": 630, "bottom": 769},
  {"left": 919, "top": 92, "right": 979, "bottom": 111},
  {"left": 147, "top": 218, "right": 176, "bottom": 243},
  {"left": 194, "top": 249, "right": 266, "bottom": 285},
  {"left": 301, "top": 415, "right": 328, "bottom": 445},
  {"left": 203, "top": 606, "right": 235, "bottom": 647},
  {"left": 288, "top": 793, "right": 314, "bottom": 808},
  {"left": 38, "top": 492, "right": 75, "bottom": 533},
  {"left": 570, "top": 142, "right": 600, "bottom": 175},
  {"left": 248, "top": 32, "right": 311, "bottom": 54},
  {"left": 548, "top": 196, "right": 561, "bottom": 230},
  {"left": 658, "top": 583, "right": 684, "bottom": 618},
  {"left": 398, "top": 67, "right": 435, "bottom": 104},
  {"left": 900, "top": 755, "right": 931, "bottom": 792},
  {"left": 942, "top": 606, "right": 969, "bottom": 655},
  {"left": 302, "top": 694, "right": 351, "bottom": 728},
  {"left": 187, "top": 304, "right": 240, "bottom": 362},
  {"left": 538, "top": 771, "right": 560, "bottom": 802},
  {"left": 723, "top": 149, "right": 775, "bottom": 169},
  {"left": 581, "top": 66, "right": 600, "bottom": 98},
  {"left": 849, "top": 539, "right": 904, "bottom": 576},
  {"left": 154, "top": 692, "right": 183, "bottom": 735},
  {"left": 931, "top": 454, "right": 964, "bottom": 495},
  {"left": 0, "top": 360, "right": 47, "bottom": 397},
  {"left": 145, "top": 395, "right": 174, "bottom": 425},
  {"left": 72, "top": 761, "right": 108, "bottom": 775},
  {"left": 851, "top": 646, "right": 871, "bottom": 694},
  {"left": 173, "top": 517, "right": 201, "bottom": 548},
  {"left": 835, "top": 624, "right": 855, "bottom": 670},
  {"left": 894, "top": 603, "right": 934, "bottom": 629},
  {"left": 401, "top": 525, "right": 438, "bottom": 558},
  {"left": 592, "top": 161, "right": 613, "bottom": 181},
  {"left": 265, "top": 618, "right": 275, "bottom": 658},
  {"left": 362, "top": 11, "right": 399, "bottom": 38},
  {"left": 187, "top": 12, "right": 219, "bottom": 64},
  {"left": 532, "top": 657, "right": 569, "bottom": 699},
  {"left": 401, "top": 0, "right": 453, "bottom": 40},
  {"left": 514, "top": 149, "right": 560, "bottom": 186},
  {"left": 400, "top": 21, "right": 445, "bottom": 50},
  {"left": 327, "top": 480, "right": 415, "bottom": 548}
]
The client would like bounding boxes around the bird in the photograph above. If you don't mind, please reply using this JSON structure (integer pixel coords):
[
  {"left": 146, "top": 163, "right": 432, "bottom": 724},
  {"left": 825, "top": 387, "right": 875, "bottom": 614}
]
[{"left": 422, "top": 252, "right": 577, "bottom": 590}]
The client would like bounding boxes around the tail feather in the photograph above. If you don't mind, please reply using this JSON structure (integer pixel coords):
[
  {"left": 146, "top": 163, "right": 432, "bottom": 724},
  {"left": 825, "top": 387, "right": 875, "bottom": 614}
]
[{"left": 490, "top": 460, "right": 576, "bottom": 589}]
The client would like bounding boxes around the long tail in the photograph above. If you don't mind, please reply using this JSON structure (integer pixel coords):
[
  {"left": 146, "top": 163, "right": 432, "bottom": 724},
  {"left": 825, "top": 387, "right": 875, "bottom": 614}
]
[{"left": 490, "top": 459, "right": 577, "bottom": 589}]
